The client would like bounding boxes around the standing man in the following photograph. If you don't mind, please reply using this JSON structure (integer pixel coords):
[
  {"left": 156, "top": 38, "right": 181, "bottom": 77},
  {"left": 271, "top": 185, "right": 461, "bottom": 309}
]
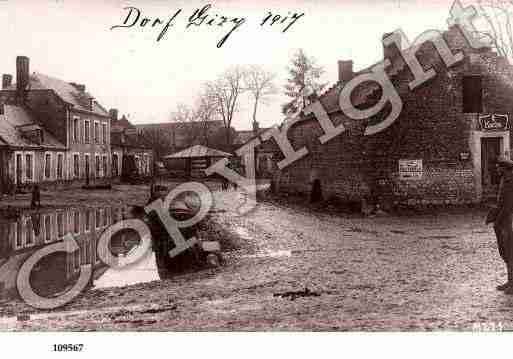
[
  {"left": 493, "top": 156, "right": 513, "bottom": 293},
  {"left": 31, "top": 184, "right": 41, "bottom": 208}
]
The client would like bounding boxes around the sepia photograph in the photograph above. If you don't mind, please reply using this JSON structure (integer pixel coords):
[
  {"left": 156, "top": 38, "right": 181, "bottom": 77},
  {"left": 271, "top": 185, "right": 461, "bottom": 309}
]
[{"left": 1, "top": 0, "right": 513, "bottom": 355}]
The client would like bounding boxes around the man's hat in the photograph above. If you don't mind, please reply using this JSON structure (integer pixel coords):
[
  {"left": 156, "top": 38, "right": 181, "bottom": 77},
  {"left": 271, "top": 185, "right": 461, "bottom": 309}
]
[{"left": 496, "top": 155, "right": 513, "bottom": 168}]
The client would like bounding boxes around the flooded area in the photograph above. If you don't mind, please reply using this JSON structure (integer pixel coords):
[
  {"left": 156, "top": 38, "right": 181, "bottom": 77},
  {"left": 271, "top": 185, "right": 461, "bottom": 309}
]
[{"left": 0, "top": 205, "right": 162, "bottom": 304}]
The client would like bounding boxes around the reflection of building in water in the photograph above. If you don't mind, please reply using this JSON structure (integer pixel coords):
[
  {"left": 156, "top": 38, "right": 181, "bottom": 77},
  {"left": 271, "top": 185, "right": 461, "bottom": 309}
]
[{"left": 0, "top": 205, "right": 127, "bottom": 299}]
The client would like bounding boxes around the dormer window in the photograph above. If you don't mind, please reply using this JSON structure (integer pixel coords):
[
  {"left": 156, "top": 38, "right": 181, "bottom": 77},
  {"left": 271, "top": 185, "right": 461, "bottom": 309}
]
[{"left": 19, "top": 125, "right": 44, "bottom": 145}]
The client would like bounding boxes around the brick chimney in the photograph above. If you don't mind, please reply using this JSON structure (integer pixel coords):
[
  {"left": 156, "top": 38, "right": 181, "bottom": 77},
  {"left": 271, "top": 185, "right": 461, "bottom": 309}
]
[
  {"left": 382, "top": 32, "right": 401, "bottom": 60},
  {"left": 109, "top": 108, "right": 119, "bottom": 122},
  {"left": 2, "top": 74, "right": 12, "bottom": 89},
  {"left": 338, "top": 60, "right": 354, "bottom": 83},
  {"left": 16, "top": 56, "right": 29, "bottom": 100}
]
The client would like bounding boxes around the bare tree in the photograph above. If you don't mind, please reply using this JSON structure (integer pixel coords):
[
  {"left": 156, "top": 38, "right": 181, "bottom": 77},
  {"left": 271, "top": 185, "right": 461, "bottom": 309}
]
[
  {"left": 169, "top": 102, "right": 200, "bottom": 146},
  {"left": 136, "top": 126, "right": 171, "bottom": 171},
  {"left": 206, "top": 65, "right": 246, "bottom": 147},
  {"left": 282, "top": 49, "right": 327, "bottom": 116},
  {"left": 243, "top": 65, "right": 277, "bottom": 126},
  {"left": 471, "top": 0, "right": 513, "bottom": 61}
]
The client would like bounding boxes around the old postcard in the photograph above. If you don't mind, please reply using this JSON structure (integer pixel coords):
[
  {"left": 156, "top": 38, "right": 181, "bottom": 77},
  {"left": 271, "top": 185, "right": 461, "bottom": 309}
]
[{"left": 0, "top": 0, "right": 512, "bottom": 356}]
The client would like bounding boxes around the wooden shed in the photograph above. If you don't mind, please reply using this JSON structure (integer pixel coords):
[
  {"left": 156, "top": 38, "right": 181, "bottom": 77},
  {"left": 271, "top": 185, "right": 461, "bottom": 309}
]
[{"left": 163, "top": 145, "right": 232, "bottom": 178}]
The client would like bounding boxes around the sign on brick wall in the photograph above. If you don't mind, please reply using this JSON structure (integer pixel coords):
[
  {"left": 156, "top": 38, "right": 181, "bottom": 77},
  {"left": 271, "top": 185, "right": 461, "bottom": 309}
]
[
  {"left": 479, "top": 114, "right": 509, "bottom": 131},
  {"left": 399, "top": 159, "right": 423, "bottom": 180}
]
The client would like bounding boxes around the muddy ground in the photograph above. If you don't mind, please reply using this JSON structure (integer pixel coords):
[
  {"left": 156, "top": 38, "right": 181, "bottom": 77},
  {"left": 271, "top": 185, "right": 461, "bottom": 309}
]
[{"left": 1, "top": 181, "right": 512, "bottom": 331}]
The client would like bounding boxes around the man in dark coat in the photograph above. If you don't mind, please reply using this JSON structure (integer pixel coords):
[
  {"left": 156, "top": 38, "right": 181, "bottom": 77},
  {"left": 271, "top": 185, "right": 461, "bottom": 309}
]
[
  {"left": 493, "top": 156, "right": 513, "bottom": 293},
  {"left": 31, "top": 184, "right": 41, "bottom": 208}
]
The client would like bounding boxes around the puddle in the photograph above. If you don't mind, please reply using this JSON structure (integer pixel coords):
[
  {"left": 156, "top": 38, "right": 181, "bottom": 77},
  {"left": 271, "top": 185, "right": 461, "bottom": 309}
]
[
  {"left": 238, "top": 249, "right": 292, "bottom": 259},
  {"left": 0, "top": 205, "right": 160, "bottom": 302},
  {"left": 93, "top": 251, "right": 159, "bottom": 289}
]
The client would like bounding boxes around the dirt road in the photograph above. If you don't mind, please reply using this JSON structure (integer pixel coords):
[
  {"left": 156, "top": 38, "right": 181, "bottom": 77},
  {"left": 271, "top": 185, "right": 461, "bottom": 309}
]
[{"left": 1, "top": 185, "right": 512, "bottom": 331}]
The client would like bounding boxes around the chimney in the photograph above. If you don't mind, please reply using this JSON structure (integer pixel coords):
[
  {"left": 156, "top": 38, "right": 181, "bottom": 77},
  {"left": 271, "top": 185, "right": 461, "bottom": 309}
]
[
  {"left": 338, "top": 60, "right": 354, "bottom": 83},
  {"left": 16, "top": 56, "right": 29, "bottom": 99},
  {"left": 252, "top": 120, "right": 259, "bottom": 135},
  {"left": 2, "top": 74, "right": 12, "bottom": 89},
  {"left": 382, "top": 32, "right": 401, "bottom": 60},
  {"left": 109, "top": 108, "right": 119, "bottom": 122}
]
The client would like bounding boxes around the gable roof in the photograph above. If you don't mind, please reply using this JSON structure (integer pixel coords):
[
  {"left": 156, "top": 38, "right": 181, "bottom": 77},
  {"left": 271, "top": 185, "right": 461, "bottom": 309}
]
[
  {"left": 163, "top": 144, "right": 232, "bottom": 159},
  {"left": 315, "top": 25, "right": 492, "bottom": 116},
  {"left": 0, "top": 104, "right": 65, "bottom": 149},
  {"left": 233, "top": 128, "right": 271, "bottom": 145},
  {"left": 5, "top": 72, "right": 109, "bottom": 117}
]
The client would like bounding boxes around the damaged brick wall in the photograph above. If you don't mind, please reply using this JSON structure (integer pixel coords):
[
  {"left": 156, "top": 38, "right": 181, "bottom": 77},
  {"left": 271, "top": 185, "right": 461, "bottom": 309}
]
[{"left": 276, "top": 25, "right": 513, "bottom": 205}]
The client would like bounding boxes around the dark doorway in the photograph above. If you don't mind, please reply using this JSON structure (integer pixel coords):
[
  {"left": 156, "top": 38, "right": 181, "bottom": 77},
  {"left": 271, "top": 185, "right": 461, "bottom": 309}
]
[{"left": 481, "top": 137, "right": 502, "bottom": 197}]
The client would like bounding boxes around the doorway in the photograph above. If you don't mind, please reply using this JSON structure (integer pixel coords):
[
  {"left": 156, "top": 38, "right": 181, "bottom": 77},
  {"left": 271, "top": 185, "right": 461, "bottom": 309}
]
[{"left": 481, "top": 137, "right": 502, "bottom": 197}]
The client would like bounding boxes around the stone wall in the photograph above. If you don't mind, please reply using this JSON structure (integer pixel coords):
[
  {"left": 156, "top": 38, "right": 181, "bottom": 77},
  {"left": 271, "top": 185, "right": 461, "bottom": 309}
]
[{"left": 276, "top": 25, "right": 513, "bottom": 205}]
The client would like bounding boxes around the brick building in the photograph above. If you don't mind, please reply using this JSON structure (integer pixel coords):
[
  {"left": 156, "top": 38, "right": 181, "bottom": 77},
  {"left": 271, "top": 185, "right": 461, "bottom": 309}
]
[
  {"left": 234, "top": 120, "right": 280, "bottom": 178},
  {"left": 0, "top": 56, "right": 112, "bottom": 191},
  {"left": 110, "top": 112, "right": 153, "bottom": 180},
  {"left": 275, "top": 25, "right": 513, "bottom": 207}
]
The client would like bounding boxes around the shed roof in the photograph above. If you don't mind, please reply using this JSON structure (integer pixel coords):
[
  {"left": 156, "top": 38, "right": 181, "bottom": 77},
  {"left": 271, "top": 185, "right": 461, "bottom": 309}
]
[{"left": 164, "top": 144, "right": 232, "bottom": 159}]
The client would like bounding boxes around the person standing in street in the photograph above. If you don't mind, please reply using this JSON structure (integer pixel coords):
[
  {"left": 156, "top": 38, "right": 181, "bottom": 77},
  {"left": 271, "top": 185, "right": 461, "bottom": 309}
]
[
  {"left": 493, "top": 156, "right": 513, "bottom": 293},
  {"left": 31, "top": 184, "right": 41, "bottom": 208}
]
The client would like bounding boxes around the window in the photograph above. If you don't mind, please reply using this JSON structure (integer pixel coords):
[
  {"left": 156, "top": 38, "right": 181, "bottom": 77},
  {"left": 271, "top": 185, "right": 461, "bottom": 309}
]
[
  {"left": 84, "top": 120, "right": 90, "bottom": 143},
  {"left": 95, "top": 208, "right": 102, "bottom": 229},
  {"left": 102, "top": 155, "right": 108, "bottom": 177},
  {"left": 57, "top": 212, "right": 64, "bottom": 237},
  {"left": 112, "top": 153, "right": 119, "bottom": 176},
  {"left": 85, "top": 210, "right": 92, "bottom": 232},
  {"left": 144, "top": 154, "right": 150, "bottom": 174},
  {"left": 462, "top": 75, "right": 483, "bottom": 113},
  {"left": 44, "top": 152, "right": 52, "bottom": 180},
  {"left": 134, "top": 155, "right": 140, "bottom": 175},
  {"left": 95, "top": 154, "right": 100, "bottom": 178},
  {"left": 73, "top": 117, "right": 79, "bottom": 143},
  {"left": 15, "top": 222, "right": 23, "bottom": 249},
  {"left": 25, "top": 217, "right": 34, "bottom": 246},
  {"left": 102, "top": 123, "right": 107, "bottom": 144},
  {"left": 57, "top": 153, "right": 64, "bottom": 180},
  {"left": 15, "top": 153, "right": 22, "bottom": 184},
  {"left": 84, "top": 154, "right": 91, "bottom": 179},
  {"left": 73, "top": 154, "right": 80, "bottom": 178},
  {"left": 25, "top": 153, "right": 33, "bottom": 181},
  {"left": 73, "top": 210, "right": 80, "bottom": 234},
  {"left": 94, "top": 121, "right": 100, "bottom": 143},
  {"left": 44, "top": 214, "right": 52, "bottom": 242}
]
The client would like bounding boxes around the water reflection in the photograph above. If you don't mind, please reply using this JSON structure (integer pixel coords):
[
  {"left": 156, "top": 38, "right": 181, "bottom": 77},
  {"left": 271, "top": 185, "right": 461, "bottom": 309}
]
[{"left": 0, "top": 205, "right": 159, "bottom": 302}]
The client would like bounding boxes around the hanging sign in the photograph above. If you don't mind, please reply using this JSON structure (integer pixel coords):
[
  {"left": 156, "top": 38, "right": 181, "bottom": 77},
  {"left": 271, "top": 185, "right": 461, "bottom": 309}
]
[{"left": 479, "top": 114, "right": 509, "bottom": 131}]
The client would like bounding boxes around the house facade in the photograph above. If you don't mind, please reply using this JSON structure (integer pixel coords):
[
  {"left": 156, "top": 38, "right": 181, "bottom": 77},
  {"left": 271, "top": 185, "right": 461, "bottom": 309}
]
[
  {"left": 0, "top": 56, "right": 112, "bottom": 192},
  {"left": 234, "top": 120, "right": 280, "bottom": 178},
  {"left": 110, "top": 112, "right": 153, "bottom": 179},
  {"left": 275, "top": 25, "right": 513, "bottom": 207}
]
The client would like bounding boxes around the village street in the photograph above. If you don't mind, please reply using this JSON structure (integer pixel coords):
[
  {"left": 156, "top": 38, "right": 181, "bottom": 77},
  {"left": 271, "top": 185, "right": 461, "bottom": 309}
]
[{"left": 2, "top": 183, "right": 513, "bottom": 331}]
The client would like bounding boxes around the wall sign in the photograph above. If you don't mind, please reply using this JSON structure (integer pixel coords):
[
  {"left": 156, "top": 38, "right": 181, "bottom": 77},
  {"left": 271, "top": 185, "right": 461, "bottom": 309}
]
[
  {"left": 399, "top": 159, "right": 423, "bottom": 180},
  {"left": 479, "top": 114, "right": 509, "bottom": 131}
]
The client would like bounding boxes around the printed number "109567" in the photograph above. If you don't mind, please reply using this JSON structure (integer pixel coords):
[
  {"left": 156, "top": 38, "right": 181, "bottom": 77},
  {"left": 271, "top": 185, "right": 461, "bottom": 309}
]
[{"left": 53, "top": 344, "right": 84, "bottom": 352}]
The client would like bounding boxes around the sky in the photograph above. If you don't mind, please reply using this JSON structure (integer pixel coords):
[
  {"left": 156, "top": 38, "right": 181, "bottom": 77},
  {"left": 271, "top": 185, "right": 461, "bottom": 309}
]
[{"left": 0, "top": 0, "right": 469, "bottom": 130}]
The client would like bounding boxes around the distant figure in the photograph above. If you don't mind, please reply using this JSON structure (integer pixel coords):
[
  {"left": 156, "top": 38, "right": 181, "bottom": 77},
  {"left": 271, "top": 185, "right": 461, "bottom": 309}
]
[
  {"left": 492, "top": 156, "right": 513, "bottom": 294},
  {"left": 31, "top": 184, "right": 41, "bottom": 208},
  {"left": 310, "top": 179, "right": 323, "bottom": 203}
]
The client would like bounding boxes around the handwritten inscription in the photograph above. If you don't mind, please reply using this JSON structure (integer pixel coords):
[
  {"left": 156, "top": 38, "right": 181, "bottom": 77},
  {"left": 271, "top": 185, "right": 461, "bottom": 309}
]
[{"left": 110, "top": 4, "right": 305, "bottom": 48}]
